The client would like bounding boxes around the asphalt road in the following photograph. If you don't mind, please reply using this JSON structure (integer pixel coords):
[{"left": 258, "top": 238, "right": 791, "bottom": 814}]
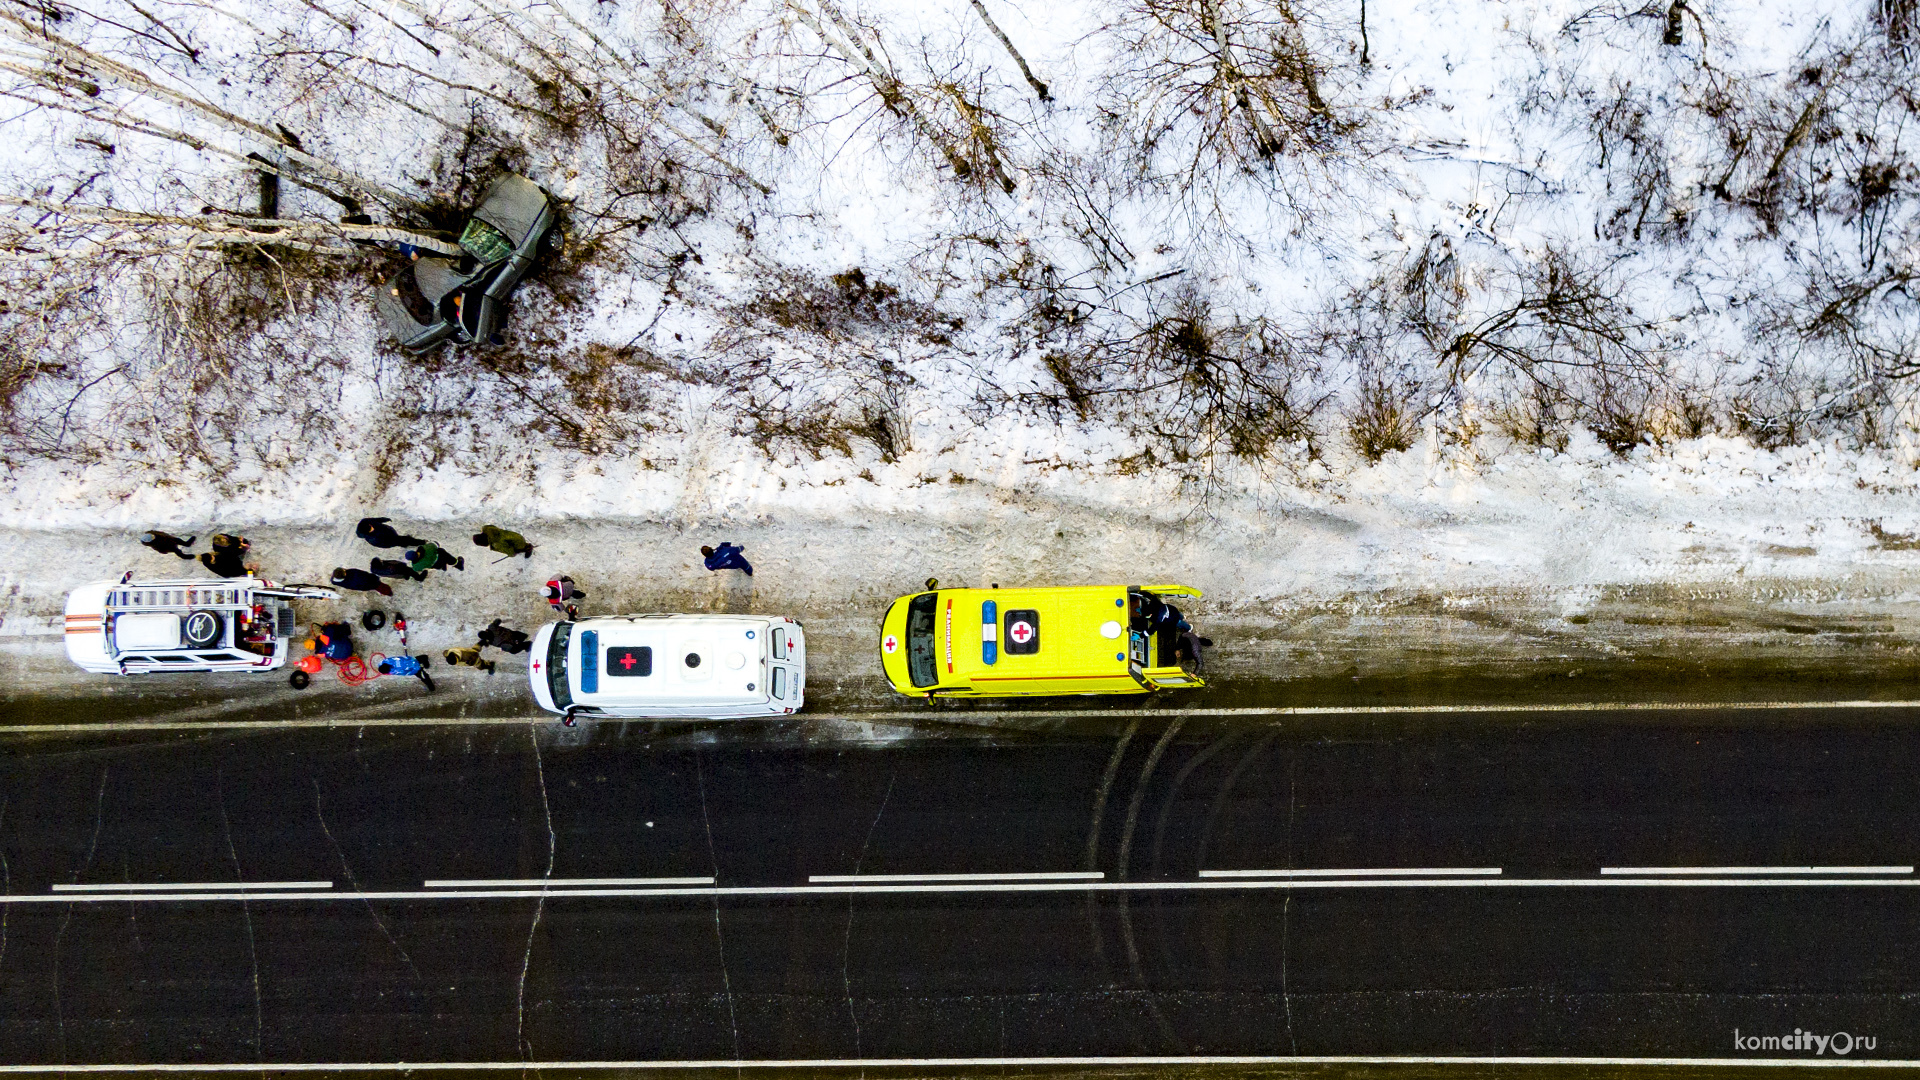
[{"left": 2, "top": 706, "right": 1918, "bottom": 1065}]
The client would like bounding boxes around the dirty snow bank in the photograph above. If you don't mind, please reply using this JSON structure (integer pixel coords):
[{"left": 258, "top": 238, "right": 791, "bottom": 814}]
[{"left": 5, "top": 426, "right": 1919, "bottom": 610}]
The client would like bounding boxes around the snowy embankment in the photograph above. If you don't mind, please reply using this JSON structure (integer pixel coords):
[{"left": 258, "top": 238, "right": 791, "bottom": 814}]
[{"left": 4, "top": 425, "right": 1918, "bottom": 713}]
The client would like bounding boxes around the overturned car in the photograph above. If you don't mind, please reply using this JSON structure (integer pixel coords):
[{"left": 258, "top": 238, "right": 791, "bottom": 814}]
[{"left": 375, "top": 173, "right": 558, "bottom": 354}]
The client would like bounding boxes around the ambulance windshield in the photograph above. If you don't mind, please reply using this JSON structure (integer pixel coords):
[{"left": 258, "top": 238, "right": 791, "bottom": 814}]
[{"left": 905, "top": 593, "right": 939, "bottom": 688}]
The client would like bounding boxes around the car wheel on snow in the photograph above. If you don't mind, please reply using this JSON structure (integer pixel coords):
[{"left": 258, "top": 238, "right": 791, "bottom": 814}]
[
  {"left": 183, "top": 609, "right": 225, "bottom": 648},
  {"left": 288, "top": 670, "right": 311, "bottom": 690},
  {"left": 362, "top": 610, "right": 387, "bottom": 631}
]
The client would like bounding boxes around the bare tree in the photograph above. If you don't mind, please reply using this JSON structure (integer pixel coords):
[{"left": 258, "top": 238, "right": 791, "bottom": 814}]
[
  {"left": 1098, "top": 0, "right": 1353, "bottom": 177},
  {"left": 709, "top": 266, "right": 957, "bottom": 460},
  {"left": 0, "top": 8, "right": 436, "bottom": 213},
  {"left": 785, "top": 0, "right": 1019, "bottom": 193},
  {"left": 967, "top": 0, "right": 1049, "bottom": 101},
  {"left": 1021, "top": 281, "right": 1328, "bottom": 466}
]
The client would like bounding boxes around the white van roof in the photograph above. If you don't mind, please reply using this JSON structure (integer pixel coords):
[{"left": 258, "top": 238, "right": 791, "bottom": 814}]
[{"left": 565, "top": 615, "right": 773, "bottom": 707}]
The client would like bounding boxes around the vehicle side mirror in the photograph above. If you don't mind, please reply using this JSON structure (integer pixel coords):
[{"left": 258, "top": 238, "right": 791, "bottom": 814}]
[{"left": 924, "top": 577, "right": 939, "bottom": 591}]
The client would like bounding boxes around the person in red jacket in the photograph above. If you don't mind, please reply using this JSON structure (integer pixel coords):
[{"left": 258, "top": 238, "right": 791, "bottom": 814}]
[{"left": 542, "top": 576, "right": 585, "bottom": 617}]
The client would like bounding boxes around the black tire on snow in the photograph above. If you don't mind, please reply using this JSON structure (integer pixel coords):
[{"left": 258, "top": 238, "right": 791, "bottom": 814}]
[
  {"left": 183, "top": 609, "right": 225, "bottom": 648},
  {"left": 362, "top": 610, "right": 387, "bottom": 631}
]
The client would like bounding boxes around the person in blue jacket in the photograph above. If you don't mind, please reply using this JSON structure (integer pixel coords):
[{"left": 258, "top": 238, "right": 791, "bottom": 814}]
[
  {"left": 701, "top": 542, "right": 753, "bottom": 576},
  {"left": 377, "top": 654, "right": 435, "bottom": 691}
]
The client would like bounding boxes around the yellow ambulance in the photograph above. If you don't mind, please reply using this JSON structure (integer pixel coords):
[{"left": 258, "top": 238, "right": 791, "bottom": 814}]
[{"left": 878, "top": 582, "right": 1206, "bottom": 698}]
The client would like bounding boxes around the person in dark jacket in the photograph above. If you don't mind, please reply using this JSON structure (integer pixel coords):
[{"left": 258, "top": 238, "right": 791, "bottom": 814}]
[
  {"left": 377, "top": 654, "right": 435, "bottom": 691},
  {"left": 406, "top": 542, "right": 464, "bottom": 574},
  {"left": 370, "top": 557, "right": 427, "bottom": 582},
  {"left": 356, "top": 517, "right": 426, "bottom": 550},
  {"left": 200, "top": 534, "right": 251, "bottom": 578},
  {"left": 473, "top": 525, "right": 534, "bottom": 559},
  {"left": 331, "top": 566, "right": 393, "bottom": 597},
  {"left": 476, "top": 619, "right": 532, "bottom": 654},
  {"left": 140, "top": 530, "right": 196, "bottom": 559},
  {"left": 1174, "top": 629, "right": 1214, "bottom": 672},
  {"left": 308, "top": 622, "right": 354, "bottom": 662},
  {"left": 701, "top": 542, "right": 753, "bottom": 576}
]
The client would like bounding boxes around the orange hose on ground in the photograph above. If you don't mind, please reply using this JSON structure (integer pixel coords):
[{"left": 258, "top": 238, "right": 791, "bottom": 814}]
[{"left": 333, "top": 653, "right": 388, "bottom": 686}]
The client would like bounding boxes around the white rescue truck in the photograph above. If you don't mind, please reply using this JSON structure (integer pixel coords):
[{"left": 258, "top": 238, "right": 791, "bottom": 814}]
[
  {"left": 64, "top": 577, "right": 338, "bottom": 675},
  {"left": 529, "top": 614, "right": 806, "bottom": 722}
]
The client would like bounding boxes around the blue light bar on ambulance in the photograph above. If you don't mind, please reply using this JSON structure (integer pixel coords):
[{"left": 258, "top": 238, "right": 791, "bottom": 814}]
[{"left": 981, "top": 599, "right": 998, "bottom": 665}]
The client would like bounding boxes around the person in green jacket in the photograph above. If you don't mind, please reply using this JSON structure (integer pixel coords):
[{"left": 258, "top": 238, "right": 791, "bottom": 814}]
[
  {"left": 406, "top": 542, "right": 464, "bottom": 574},
  {"left": 472, "top": 524, "right": 534, "bottom": 558}
]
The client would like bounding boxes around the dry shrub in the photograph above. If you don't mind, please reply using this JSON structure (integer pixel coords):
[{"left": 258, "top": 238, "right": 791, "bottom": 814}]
[
  {"left": 2, "top": 240, "right": 376, "bottom": 472},
  {"left": 1100, "top": 0, "right": 1355, "bottom": 176},
  {"left": 712, "top": 268, "right": 953, "bottom": 460},
  {"left": 1487, "top": 383, "right": 1571, "bottom": 452},
  {"left": 1024, "top": 283, "right": 1327, "bottom": 464},
  {"left": 1346, "top": 373, "right": 1418, "bottom": 461}
]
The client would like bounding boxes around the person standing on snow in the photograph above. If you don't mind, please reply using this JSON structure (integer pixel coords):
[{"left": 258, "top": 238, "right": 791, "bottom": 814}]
[
  {"left": 407, "top": 542, "right": 464, "bottom": 574},
  {"left": 331, "top": 566, "right": 394, "bottom": 597},
  {"left": 476, "top": 619, "right": 533, "bottom": 654},
  {"left": 443, "top": 646, "right": 497, "bottom": 674},
  {"left": 370, "top": 557, "right": 427, "bottom": 583},
  {"left": 357, "top": 517, "right": 426, "bottom": 550},
  {"left": 200, "top": 534, "right": 252, "bottom": 578},
  {"left": 140, "top": 530, "right": 196, "bottom": 560},
  {"left": 701, "top": 543, "right": 753, "bottom": 576},
  {"left": 377, "top": 654, "right": 435, "bottom": 691},
  {"left": 473, "top": 525, "right": 534, "bottom": 559}
]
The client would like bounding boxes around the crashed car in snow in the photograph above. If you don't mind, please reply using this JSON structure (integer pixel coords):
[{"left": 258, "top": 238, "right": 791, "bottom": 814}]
[
  {"left": 375, "top": 255, "right": 480, "bottom": 353},
  {"left": 375, "top": 172, "right": 558, "bottom": 354}
]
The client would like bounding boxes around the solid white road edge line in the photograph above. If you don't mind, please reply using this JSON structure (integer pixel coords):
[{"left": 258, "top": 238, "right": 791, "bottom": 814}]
[
  {"left": 422, "top": 877, "right": 716, "bottom": 887},
  {"left": 18, "top": 876, "right": 1920, "bottom": 903},
  {"left": 1600, "top": 866, "right": 1914, "bottom": 875},
  {"left": 50, "top": 882, "right": 333, "bottom": 892},
  {"left": 808, "top": 871, "right": 1105, "bottom": 883},
  {"left": 1199, "top": 868, "right": 1502, "bottom": 878},
  {"left": 0, "top": 1056, "right": 1914, "bottom": 1071},
  {"left": 9, "top": 699, "right": 1920, "bottom": 734}
]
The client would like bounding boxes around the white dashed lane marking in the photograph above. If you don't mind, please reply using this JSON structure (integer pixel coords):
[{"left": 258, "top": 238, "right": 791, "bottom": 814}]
[
  {"left": 1600, "top": 866, "right": 1913, "bottom": 876},
  {"left": 807, "top": 871, "right": 1103, "bottom": 883},
  {"left": 51, "top": 881, "right": 333, "bottom": 892},
  {"left": 422, "top": 876, "right": 716, "bottom": 887},
  {"left": 1199, "top": 868, "right": 1502, "bottom": 878},
  {"left": 21, "top": 874, "right": 1920, "bottom": 904}
]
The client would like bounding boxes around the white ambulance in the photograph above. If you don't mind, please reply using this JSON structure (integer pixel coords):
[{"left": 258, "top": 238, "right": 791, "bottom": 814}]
[{"left": 528, "top": 614, "right": 806, "bottom": 722}]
